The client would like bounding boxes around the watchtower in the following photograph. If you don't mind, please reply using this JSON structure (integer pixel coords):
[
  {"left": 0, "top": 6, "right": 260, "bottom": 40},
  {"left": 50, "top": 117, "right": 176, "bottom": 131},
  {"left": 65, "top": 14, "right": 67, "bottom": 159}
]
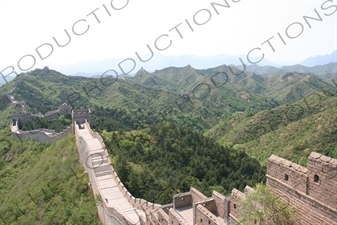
[{"left": 72, "top": 109, "right": 91, "bottom": 133}]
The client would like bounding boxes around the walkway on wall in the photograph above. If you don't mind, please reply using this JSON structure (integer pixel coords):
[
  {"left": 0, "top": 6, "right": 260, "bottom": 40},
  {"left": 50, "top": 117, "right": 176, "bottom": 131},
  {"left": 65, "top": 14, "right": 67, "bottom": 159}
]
[{"left": 76, "top": 123, "right": 145, "bottom": 224}]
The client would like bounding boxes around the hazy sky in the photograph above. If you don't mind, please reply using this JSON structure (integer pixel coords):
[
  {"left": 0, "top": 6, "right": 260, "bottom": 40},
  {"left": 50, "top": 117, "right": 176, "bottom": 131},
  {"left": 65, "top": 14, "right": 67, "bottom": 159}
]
[{"left": 0, "top": 0, "right": 336, "bottom": 74}]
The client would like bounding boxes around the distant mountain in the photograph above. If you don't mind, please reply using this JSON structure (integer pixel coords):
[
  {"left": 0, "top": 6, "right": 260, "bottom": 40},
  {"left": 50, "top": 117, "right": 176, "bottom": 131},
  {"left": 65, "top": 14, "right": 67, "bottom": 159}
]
[
  {"left": 237, "top": 62, "right": 337, "bottom": 79},
  {"left": 300, "top": 50, "right": 337, "bottom": 67},
  {"left": 52, "top": 53, "right": 280, "bottom": 76},
  {"left": 281, "top": 62, "right": 337, "bottom": 76}
]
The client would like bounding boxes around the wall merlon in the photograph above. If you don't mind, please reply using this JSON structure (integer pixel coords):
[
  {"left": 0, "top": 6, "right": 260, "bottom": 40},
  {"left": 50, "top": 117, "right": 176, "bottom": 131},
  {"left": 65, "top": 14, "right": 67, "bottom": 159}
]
[
  {"left": 330, "top": 158, "right": 337, "bottom": 167},
  {"left": 191, "top": 187, "right": 207, "bottom": 203},
  {"left": 309, "top": 152, "right": 322, "bottom": 159},
  {"left": 243, "top": 186, "right": 254, "bottom": 194},
  {"left": 231, "top": 189, "right": 245, "bottom": 199},
  {"left": 320, "top": 155, "right": 332, "bottom": 163}
]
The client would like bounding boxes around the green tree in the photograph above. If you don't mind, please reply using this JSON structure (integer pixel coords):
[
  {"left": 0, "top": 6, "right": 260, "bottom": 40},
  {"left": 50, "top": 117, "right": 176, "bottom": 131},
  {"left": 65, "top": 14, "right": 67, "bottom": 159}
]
[{"left": 238, "top": 184, "right": 297, "bottom": 225}]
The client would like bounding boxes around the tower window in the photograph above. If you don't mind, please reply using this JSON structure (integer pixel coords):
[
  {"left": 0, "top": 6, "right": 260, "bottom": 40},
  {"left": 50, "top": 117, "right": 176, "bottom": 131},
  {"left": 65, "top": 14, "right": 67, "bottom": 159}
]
[
  {"left": 284, "top": 174, "right": 289, "bottom": 181},
  {"left": 314, "top": 175, "right": 319, "bottom": 183}
]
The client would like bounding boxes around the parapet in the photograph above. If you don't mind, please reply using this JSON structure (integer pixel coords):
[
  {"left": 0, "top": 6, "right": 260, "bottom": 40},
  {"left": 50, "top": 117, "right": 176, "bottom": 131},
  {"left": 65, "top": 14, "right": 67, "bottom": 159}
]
[{"left": 266, "top": 152, "right": 337, "bottom": 224}]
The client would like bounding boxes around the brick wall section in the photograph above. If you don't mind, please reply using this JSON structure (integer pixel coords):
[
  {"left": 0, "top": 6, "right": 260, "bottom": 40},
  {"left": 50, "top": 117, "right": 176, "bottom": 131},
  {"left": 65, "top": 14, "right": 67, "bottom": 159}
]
[
  {"left": 168, "top": 208, "right": 188, "bottom": 225},
  {"left": 307, "top": 152, "right": 337, "bottom": 210},
  {"left": 212, "top": 191, "right": 226, "bottom": 218},
  {"left": 267, "top": 152, "right": 337, "bottom": 225},
  {"left": 194, "top": 198, "right": 217, "bottom": 215},
  {"left": 157, "top": 208, "right": 169, "bottom": 225},
  {"left": 193, "top": 198, "right": 217, "bottom": 225},
  {"left": 173, "top": 192, "right": 192, "bottom": 209},
  {"left": 267, "top": 154, "right": 308, "bottom": 193},
  {"left": 267, "top": 177, "right": 337, "bottom": 224},
  {"left": 195, "top": 205, "right": 219, "bottom": 225},
  {"left": 191, "top": 187, "right": 208, "bottom": 203},
  {"left": 229, "top": 188, "right": 245, "bottom": 224}
]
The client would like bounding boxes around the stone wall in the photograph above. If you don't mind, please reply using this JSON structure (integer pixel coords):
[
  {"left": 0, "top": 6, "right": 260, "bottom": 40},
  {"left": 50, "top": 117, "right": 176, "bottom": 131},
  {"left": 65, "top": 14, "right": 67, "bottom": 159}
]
[
  {"left": 191, "top": 187, "right": 208, "bottom": 203},
  {"left": 75, "top": 120, "right": 164, "bottom": 225},
  {"left": 266, "top": 152, "right": 337, "bottom": 225},
  {"left": 195, "top": 205, "right": 218, "bottom": 225},
  {"left": 157, "top": 208, "right": 169, "bottom": 225},
  {"left": 211, "top": 191, "right": 226, "bottom": 218},
  {"left": 168, "top": 208, "right": 188, "bottom": 225},
  {"left": 173, "top": 192, "right": 192, "bottom": 209},
  {"left": 74, "top": 122, "right": 138, "bottom": 225},
  {"left": 193, "top": 198, "right": 217, "bottom": 225},
  {"left": 11, "top": 119, "right": 72, "bottom": 144},
  {"left": 228, "top": 188, "right": 245, "bottom": 225}
]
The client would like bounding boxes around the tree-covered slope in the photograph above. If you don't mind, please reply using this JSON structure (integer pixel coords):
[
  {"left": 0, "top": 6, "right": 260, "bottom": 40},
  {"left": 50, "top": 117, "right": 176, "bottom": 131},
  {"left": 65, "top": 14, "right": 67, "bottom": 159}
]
[
  {"left": 0, "top": 129, "right": 101, "bottom": 225},
  {"left": 101, "top": 123, "right": 266, "bottom": 204},
  {"left": 206, "top": 90, "right": 337, "bottom": 166}
]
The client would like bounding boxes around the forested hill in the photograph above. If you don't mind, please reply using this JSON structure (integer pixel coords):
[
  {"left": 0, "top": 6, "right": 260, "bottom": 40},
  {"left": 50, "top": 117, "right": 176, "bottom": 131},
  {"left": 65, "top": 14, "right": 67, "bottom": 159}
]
[
  {"left": 0, "top": 64, "right": 336, "bottom": 208},
  {"left": 101, "top": 123, "right": 265, "bottom": 204},
  {"left": 0, "top": 129, "right": 101, "bottom": 225},
  {"left": 1, "top": 65, "right": 336, "bottom": 133},
  {"left": 206, "top": 87, "right": 337, "bottom": 166}
]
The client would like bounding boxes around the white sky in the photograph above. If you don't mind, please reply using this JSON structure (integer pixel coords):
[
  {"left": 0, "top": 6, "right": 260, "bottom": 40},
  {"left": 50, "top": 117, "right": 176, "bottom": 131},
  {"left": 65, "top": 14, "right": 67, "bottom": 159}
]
[{"left": 0, "top": 0, "right": 336, "bottom": 73}]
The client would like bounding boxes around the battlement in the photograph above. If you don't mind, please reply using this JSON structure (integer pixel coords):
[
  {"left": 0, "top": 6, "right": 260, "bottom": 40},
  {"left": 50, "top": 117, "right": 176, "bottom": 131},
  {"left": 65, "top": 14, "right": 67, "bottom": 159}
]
[
  {"left": 266, "top": 152, "right": 337, "bottom": 224},
  {"left": 11, "top": 103, "right": 72, "bottom": 127}
]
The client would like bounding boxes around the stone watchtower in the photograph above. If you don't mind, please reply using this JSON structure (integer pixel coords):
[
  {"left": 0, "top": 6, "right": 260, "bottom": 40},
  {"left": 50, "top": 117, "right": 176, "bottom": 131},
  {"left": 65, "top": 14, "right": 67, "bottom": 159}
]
[{"left": 72, "top": 109, "right": 91, "bottom": 134}]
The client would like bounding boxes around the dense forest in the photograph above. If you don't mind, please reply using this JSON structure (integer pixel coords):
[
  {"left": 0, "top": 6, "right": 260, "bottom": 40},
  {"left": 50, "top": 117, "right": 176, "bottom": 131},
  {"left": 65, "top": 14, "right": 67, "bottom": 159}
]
[{"left": 102, "top": 123, "right": 266, "bottom": 204}]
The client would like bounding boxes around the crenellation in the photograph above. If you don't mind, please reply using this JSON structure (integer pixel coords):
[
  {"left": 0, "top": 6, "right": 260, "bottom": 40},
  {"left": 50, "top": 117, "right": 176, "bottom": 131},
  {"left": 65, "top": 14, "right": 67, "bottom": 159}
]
[
  {"left": 228, "top": 188, "right": 244, "bottom": 223},
  {"left": 158, "top": 208, "right": 169, "bottom": 225},
  {"left": 194, "top": 198, "right": 217, "bottom": 215},
  {"left": 191, "top": 187, "right": 208, "bottom": 203},
  {"left": 168, "top": 208, "right": 188, "bottom": 225},
  {"left": 173, "top": 192, "right": 192, "bottom": 209},
  {"left": 211, "top": 191, "right": 226, "bottom": 218},
  {"left": 195, "top": 205, "right": 219, "bottom": 225},
  {"left": 266, "top": 152, "right": 337, "bottom": 225}
]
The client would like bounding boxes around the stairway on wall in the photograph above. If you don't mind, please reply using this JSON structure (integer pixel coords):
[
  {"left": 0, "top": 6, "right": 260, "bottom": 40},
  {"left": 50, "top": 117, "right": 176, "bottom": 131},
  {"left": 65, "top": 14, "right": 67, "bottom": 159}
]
[{"left": 76, "top": 124, "right": 145, "bottom": 224}]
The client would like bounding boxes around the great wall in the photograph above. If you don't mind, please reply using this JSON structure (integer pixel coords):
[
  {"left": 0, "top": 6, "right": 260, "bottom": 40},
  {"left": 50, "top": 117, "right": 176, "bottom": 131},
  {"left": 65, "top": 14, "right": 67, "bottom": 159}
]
[
  {"left": 8, "top": 107, "right": 337, "bottom": 225},
  {"left": 6, "top": 69, "right": 74, "bottom": 144},
  {"left": 6, "top": 70, "right": 337, "bottom": 224}
]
